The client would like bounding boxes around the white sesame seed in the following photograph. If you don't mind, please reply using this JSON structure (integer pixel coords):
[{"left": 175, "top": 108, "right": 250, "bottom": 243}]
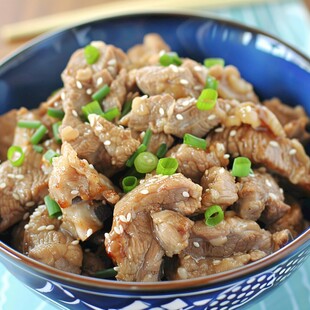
[
  {"left": 159, "top": 49, "right": 166, "bottom": 57},
  {"left": 223, "top": 153, "right": 230, "bottom": 159},
  {"left": 61, "top": 92, "right": 66, "bottom": 101},
  {"left": 216, "top": 143, "right": 225, "bottom": 152},
  {"left": 269, "top": 140, "right": 279, "bottom": 147},
  {"left": 118, "top": 225, "right": 124, "bottom": 234},
  {"left": 38, "top": 204, "right": 46, "bottom": 210},
  {"left": 89, "top": 164, "right": 95, "bottom": 169},
  {"left": 71, "top": 190, "right": 79, "bottom": 195},
  {"left": 159, "top": 108, "right": 165, "bottom": 116},
  {"left": 15, "top": 174, "right": 25, "bottom": 180},
  {"left": 176, "top": 114, "right": 184, "bottom": 120},
  {"left": 140, "top": 189, "right": 149, "bottom": 195},
  {"left": 219, "top": 167, "right": 225, "bottom": 174},
  {"left": 71, "top": 240, "right": 79, "bottom": 245},
  {"left": 119, "top": 215, "right": 127, "bottom": 222},
  {"left": 268, "top": 193, "right": 277, "bottom": 200},
  {"left": 194, "top": 85, "right": 203, "bottom": 90},
  {"left": 245, "top": 106, "right": 252, "bottom": 112},
  {"left": 72, "top": 110, "right": 78, "bottom": 117},
  {"left": 126, "top": 213, "right": 132, "bottom": 222},
  {"left": 170, "top": 64, "right": 179, "bottom": 73},
  {"left": 97, "top": 77, "right": 103, "bottom": 86},
  {"left": 208, "top": 114, "right": 216, "bottom": 121},
  {"left": 57, "top": 215, "right": 63, "bottom": 220},
  {"left": 180, "top": 79, "right": 189, "bottom": 85},
  {"left": 193, "top": 242, "right": 200, "bottom": 248},
  {"left": 182, "top": 191, "right": 190, "bottom": 198},
  {"left": 25, "top": 201, "right": 35, "bottom": 207},
  {"left": 76, "top": 80, "right": 83, "bottom": 89},
  {"left": 213, "top": 260, "right": 221, "bottom": 265},
  {"left": 215, "top": 127, "right": 224, "bottom": 133},
  {"left": 113, "top": 266, "right": 120, "bottom": 272},
  {"left": 24, "top": 224, "right": 30, "bottom": 230},
  {"left": 141, "top": 95, "right": 148, "bottom": 100},
  {"left": 289, "top": 148, "right": 297, "bottom": 155},
  {"left": 230, "top": 130, "right": 237, "bottom": 137},
  {"left": 0, "top": 182, "right": 6, "bottom": 189},
  {"left": 279, "top": 188, "right": 284, "bottom": 194},
  {"left": 104, "top": 233, "right": 109, "bottom": 239},
  {"left": 38, "top": 225, "right": 46, "bottom": 231},
  {"left": 23, "top": 212, "right": 30, "bottom": 220},
  {"left": 86, "top": 88, "right": 93, "bottom": 95},
  {"left": 32, "top": 211, "right": 41, "bottom": 217},
  {"left": 265, "top": 179, "right": 272, "bottom": 187},
  {"left": 107, "top": 58, "right": 116, "bottom": 66},
  {"left": 114, "top": 226, "right": 121, "bottom": 235},
  {"left": 95, "top": 124, "right": 103, "bottom": 132},
  {"left": 194, "top": 65, "right": 202, "bottom": 72},
  {"left": 8, "top": 174, "right": 15, "bottom": 179},
  {"left": 46, "top": 225, "right": 55, "bottom": 231},
  {"left": 86, "top": 228, "right": 93, "bottom": 238},
  {"left": 13, "top": 193, "right": 19, "bottom": 200},
  {"left": 104, "top": 140, "right": 111, "bottom": 146}
]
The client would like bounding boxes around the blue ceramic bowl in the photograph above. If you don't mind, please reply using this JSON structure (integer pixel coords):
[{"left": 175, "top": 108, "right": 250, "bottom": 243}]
[{"left": 0, "top": 11, "right": 309, "bottom": 310}]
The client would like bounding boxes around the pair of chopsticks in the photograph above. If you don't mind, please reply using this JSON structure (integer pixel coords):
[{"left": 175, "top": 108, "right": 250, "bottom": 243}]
[{"left": 1, "top": 0, "right": 270, "bottom": 42}]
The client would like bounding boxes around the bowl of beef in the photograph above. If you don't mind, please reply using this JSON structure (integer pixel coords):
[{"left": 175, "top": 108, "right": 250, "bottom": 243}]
[{"left": 0, "top": 11, "right": 309, "bottom": 310}]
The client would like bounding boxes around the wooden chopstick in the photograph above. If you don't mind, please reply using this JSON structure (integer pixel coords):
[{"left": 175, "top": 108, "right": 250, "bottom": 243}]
[{"left": 1, "top": 0, "right": 270, "bottom": 42}]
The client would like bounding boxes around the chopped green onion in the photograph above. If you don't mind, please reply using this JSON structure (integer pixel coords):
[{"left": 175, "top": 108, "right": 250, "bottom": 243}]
[
  {"left": 33, "top": 145, "right": 44, "bottom": 153},
  {"left": 30, "top": 124, "right": 48, "bottom": 145},
  {"left": 196, "top": 89, "right": 218, "bottom": 111},
  {"left": 122, "top": 176, "right": 138, "bottom": 193},
  {"left": 121, "top": 100, "right": 132, "bottom": 117},
  {"left": 47, "top": 108, "right": 65, "bottom": 119},
  {"left": 52, "top": 122, "right": 62, "bottom": 144},
  {"left": 94, "top": 268, "right": 117, "bottom": 278},
  {"left": 82, "top": 101, "right": 104, "bottom": 119},
  {"left": 204, "top": 205, "right": 224, "bottom": 226},
  {"left": 156, "top": 157, "right": 178, "bottom": 175},
  {"left": 142, "top": 129, "right": 152, "bottom": 147},
  {"left": 126, "top": 144, "right": 147, "bottom": 167},
  {"left": 159, "top": 52, "right": 182, "bottom": 66},
  {"left": 7, "top": 146, "right": 25, "bottom": 167},
  {"left": 102, "top": 107, "right": 120, "bottom": 122},
  {"left": 84, "top": 45, "right": 100, "bottom": 65},
  {"left": 231, "top": 157, "right": 252, "bottom": 177},
  {"left": 17, "top": 120, "right": 41, "bottom": 129},
  {"left": 92, "top": 84, "right": 110, "bottom": 102},
  {"left": 43, "top": 149, "right": 60, "bottom": 164},
  {"left": 205, "top": 75, "right": 218, "bottom": 90},
  {"left": 183, "top": 133, "right": 207, "bottom": 150},
  {"left": 156, "top": 143, "right": 168, "bottom": 158},
  {"left": 134, "top": 152, "right": 158, "bottom": 174},
  {"left": 204, "top": 58, "right": 225, "bottom": 68},
  {"left": 44, "top": 195, "right": 62, "bottom": 218}
]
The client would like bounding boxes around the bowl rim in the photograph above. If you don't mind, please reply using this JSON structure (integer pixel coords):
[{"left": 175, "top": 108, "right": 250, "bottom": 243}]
[{"left": 0, "top": 10, "right": 309, "bottom": 292}]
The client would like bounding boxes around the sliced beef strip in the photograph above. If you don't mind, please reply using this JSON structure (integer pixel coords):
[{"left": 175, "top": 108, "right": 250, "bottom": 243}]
[
  {"left": 0, "top": 109, "right": 17, "bottom": 162},
  {"left": 145, "top": 132, "right": 174, "bottom": 155},
  {"left": 0, "top": 146, "right": 49, "bottom": 232},
  {"left": 167, "top": 250, "right": 266, "bottom": 280},
  {"left": 151, "top": 210, "right": 194, "bottom": 257},
  {"left": 61, "top": 41, "right": 130, "bottom": 112},
  {"left": 167, "top": 144, "right": 229, "bottom": 183},
  {"left": 263, "top": 97, "right": 310, "bottom": 143},
  {"left": 24, "top": 205, "right": 83, "bottom": 274},
  {"left": 208, "top": 64, "right": 259, "bottom": 103},
  {"left": 185, "top": 213, "right": 290, "bottom": 258},
  {"left": 49, "top": 142, "right": 119, "bottom": 209},
  {"left": 234, "top": 169, "right": 290, "bottom": 223},
  {"left": 127, "top": 33, "right": 171, "bottom": 69},
  {"left": 207, "top": 125, "right": 310, "bottom": 191},
  {"left": 201, "top": 167, "right": 238, "bottom": 211},
  {"left": 105, "top": 173, "right": 202, "bottom": 281}
]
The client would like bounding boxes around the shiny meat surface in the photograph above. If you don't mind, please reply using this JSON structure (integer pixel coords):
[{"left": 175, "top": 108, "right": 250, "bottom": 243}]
[
  {"left": 0, "top": 110, "right": 17, "bottom": 162},
  {"left": 49, "top": 142, "right": 119, "bottom": 208},
  {"left": 24, "top": 205, "right": 83, "bottom": 274},
  {"left": 201, "top": 167, "right": 238, "bottom": 211}
]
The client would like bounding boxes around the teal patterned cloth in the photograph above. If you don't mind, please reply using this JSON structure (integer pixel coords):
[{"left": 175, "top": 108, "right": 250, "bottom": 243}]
[{"left": 0, "top": 0, "right": 309, "bottom": 309}]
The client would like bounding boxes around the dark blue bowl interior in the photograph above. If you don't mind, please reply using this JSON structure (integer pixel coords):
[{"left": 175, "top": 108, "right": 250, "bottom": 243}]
[{"left": 0, "top": 12, "right": 309, "bottom": 116}]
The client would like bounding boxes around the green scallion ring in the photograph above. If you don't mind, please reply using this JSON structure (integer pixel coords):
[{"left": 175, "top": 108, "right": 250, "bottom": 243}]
[
  {"left": 84, "top": 45, "right": 100, "bottom": 65},
  {"left": 82, "top": 101, "right": 104, "bottom": 119},
  {"left": 33, "top": 145, "right": 44, "bottom": 153},
  {"left": 159, "top": 52, "right": 182, "bottom": 66},
  {"left": 204, "top": 58, "right": 225, "bottom": 68},
  {"left": 30, "top": 124, "right": 48, "bottom": 145},
  {"left": 134, "top": 151, "right": 158, "bottom": 174},
  {"left": 126, "top": 144, "right": 147, "bottom": 167},
  {"left": 103, "top": 107, "right": 120, "bottom": 122},
  {"left": 231, "top": 156, "right": 252, "bottom": 177},
  {"left": 43, "top": 149, "right": 60, "bottom": 164},
  {"left": 156, "top": 157, "right": 178, "bottom": 175},
  {"left": 17, "top": 120, "right": 41, "bottom": 129},
  {"left": 52, "top": 121, "right": 62, "bottom": 144},
  {"left": 121, "top": 100, "right": 132, "bottom": 117},
  {"left": 142, "top": 128, "right": 152, "bottom": 147},
  {"left": 205, "top": 75, "right": 219, "bottom": 90},
  {"left": 122, "top": 176, "right": 138, "bottom": 193},
  {"left": 47, "top": 108, "right": 65, "bottom": 119},
  {"left": 196, "top": 88, "right": 218, "bottom": 111},
  {"left": 7, "top": 145, "right": 25, "bottom": 167},
  {"left": 94, "top": 268, "right": 117, "bottom": 278},
  {"left": 156, "top": 143, "right": 168, "bottom": 159},
  {"left": 204, "top": 205, "right": 224, "bottom": 226},
  {"left": 92, "top": 84, "right": 110, "bottom": 102},
  {"left": 183, "top": 133, "right": 207, "bottom": 150},
  {"left": 44, "top": 195, "right": 62, "bottom": 218}
]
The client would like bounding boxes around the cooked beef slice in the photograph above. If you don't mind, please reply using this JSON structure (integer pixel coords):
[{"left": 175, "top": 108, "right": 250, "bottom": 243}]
[{"left": 0, "top": 110, "right": 17, "bottom": 162}]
